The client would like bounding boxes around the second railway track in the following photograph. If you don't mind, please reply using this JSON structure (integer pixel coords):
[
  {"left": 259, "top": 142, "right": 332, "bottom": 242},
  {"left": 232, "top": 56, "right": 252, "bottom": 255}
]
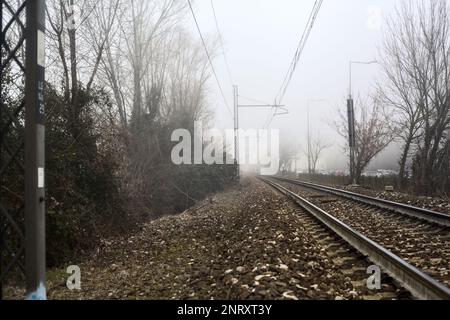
[{"left": 260, "top": 176, "right": 450, "bottom": 300}]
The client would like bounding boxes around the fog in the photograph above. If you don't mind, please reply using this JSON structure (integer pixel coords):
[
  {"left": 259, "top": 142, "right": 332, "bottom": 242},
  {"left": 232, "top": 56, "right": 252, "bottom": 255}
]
[{"left": 187, "top": 0, "right": 402, "bottom": 172}]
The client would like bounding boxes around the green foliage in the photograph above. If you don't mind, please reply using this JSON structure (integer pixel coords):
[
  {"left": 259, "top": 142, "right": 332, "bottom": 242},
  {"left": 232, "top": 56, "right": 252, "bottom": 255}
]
[
  {"left": 45, "top": 85, "right": 126, "bottom": 266},
  {"left": 43, "top": 83, "right": 237, "bottom": 265}
]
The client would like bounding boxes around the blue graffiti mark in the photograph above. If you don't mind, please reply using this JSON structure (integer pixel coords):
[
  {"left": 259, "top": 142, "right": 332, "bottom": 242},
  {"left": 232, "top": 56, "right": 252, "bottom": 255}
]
[{"left": 26, "top": 282, "right": 47, "bottom": 300}]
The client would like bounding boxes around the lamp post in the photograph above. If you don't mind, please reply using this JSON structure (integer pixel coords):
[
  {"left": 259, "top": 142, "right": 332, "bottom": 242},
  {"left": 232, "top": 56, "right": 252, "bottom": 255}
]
[{"left": 347, "top": 60, "right": 377, "bottom": 185}]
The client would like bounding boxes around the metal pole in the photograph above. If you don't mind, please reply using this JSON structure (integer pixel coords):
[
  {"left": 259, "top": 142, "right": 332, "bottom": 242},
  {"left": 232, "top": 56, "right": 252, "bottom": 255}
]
[
  {"left": 349, "top": 61, "right": 352, "bottom": 99},
  {"left": 233, "top": 85, "right": 240, "bottom": 181},
  {"left": 0, "top": 0, "right": 3, "bottom": 300},
  {"left": 347, "top": 98, "right": 356, "bottom": 185},
  {"left": 348, "top": 61, "right": 355, "bottom": 184},
  {"left": 307, "top": 103, "right": 311, "bottom": 174},
  {"left": 25, "top": 0, "right": 46, "bottom": 300}
]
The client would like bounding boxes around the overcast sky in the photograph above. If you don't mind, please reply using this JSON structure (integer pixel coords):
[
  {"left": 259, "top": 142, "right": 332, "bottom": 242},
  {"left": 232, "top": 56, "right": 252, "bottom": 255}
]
[{"left": 186, "top": 0, "right": 402, "bottom": 171}]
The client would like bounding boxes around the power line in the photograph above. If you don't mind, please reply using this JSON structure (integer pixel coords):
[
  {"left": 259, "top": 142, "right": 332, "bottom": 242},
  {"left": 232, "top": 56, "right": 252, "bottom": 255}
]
[
  {"left": 211, "top": 0, "right": 234, "bottom": 86},
  {"left": 263, "top": 110, "right": 275, "bottom": 129},
  {"left": 276, "top": 0, "right": 324, "bottom": 104},
  {"left": 188, "top": 0, "right": 233, "bottom": 119},
  {"left": 238, "top": 94, "right": 272, "bottom": 106},
  {"left": 262, "top": 109, "right": 275, "bottom": 129},
  {"left": 263, "top": 105, "right": 289, "bottom": 129},
  {"left": 264, "top": 0, "right": 324, "bottom": 128}
]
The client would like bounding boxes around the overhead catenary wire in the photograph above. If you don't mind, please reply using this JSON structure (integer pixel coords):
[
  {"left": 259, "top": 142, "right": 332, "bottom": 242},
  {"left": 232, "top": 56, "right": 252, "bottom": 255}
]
[
  {"left": 276, "top": 0, "right": 324, "bottom": 104},
  {"left": 211, "top": 0, "right": 234, "bottom": 86},
  {"left": 238, "top": 94, "right": 272, "bottom": 106},
  {"left": 264, "top": 0, "right": 324, "bottom": 128},
  {"left": 278, "top": 0, "right": 324, "bottom": 104},
  {"left": 188, "top": 0, "right": 234, "bottom": 119}
]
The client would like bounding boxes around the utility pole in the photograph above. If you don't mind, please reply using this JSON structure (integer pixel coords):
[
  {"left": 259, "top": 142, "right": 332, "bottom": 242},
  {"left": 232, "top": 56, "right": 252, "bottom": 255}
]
[
  {"left": 233, "top": 85, "right": 239, "bottom": 181},
  {"left": 307, "top": 105, "right": 311, "bottom": 175},
  {"left": 347, "top": 97, "right": 356, "bottom": 185},
  {"left": 25, "top": 0, "right": 46, "bottom": 300},
  {"left": 233, "top": 86, "right": 286, "bottom": 178},
  {"left": 348, "top": 60, "right": 377, "bottom": 185},
  {"left": 0, "top": 0, "right": 4, "bottom": 299}
]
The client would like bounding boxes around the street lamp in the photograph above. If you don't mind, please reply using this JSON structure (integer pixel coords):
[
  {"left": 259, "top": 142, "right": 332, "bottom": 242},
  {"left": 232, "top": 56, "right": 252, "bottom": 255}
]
[{"left": 347, "top": 60, "right": 377, "bottom": 185}]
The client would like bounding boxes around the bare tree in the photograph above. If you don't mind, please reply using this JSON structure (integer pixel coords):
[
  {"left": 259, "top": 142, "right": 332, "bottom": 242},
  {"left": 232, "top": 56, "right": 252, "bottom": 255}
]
[
  {"left": 103, "top": 0, "right": 186, "bottom": 131},
  {"left": 279, "top": 139, "right": 301, "bottom": 174},
  {"left": 378, "top": 0, "right": 450, "bottom": 194},
  {"left": 90, "top": 0, "right": 217, "bottom": 200},
  {"left": 335, "top": 97, "right": 395, "bottom": 183},
  {"left": 46, "top": 0, "right": 120, "bottom": 136},
  {"left": 308, "top": 134, "right": 331, "bottom": 174}
]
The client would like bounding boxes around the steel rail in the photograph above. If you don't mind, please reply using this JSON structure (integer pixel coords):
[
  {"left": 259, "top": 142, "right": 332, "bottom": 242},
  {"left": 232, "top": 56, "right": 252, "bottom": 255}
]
[
  {"left": 259, "top": 177, "right": 450, "bottom": 300},
  {"left": 273, "top": 177, "right": 450, "bottom": 227}
]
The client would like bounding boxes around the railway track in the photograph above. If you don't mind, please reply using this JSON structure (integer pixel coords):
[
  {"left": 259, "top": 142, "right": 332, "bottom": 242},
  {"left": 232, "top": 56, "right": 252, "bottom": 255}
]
[
  {"left": 275, "top": 177, "right": 450, "bottom": 227},
  {"left": 259, "top": 177, "right": 450, "bottom": 300}
]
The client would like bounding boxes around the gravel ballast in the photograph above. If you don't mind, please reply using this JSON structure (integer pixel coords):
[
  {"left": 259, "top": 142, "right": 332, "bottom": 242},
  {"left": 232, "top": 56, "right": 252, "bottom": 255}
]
[{"left": 5, "top": 178, "right": 408, "bottom": 300}]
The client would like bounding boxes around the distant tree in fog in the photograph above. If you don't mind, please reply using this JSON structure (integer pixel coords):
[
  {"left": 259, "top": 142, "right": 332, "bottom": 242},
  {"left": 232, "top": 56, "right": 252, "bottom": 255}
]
[
  {"left": 308, "top": 134, "right": 331, "bottom": 174},
  {"left": 279, "top": 139, "right": 301, "bottom": 174}
]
